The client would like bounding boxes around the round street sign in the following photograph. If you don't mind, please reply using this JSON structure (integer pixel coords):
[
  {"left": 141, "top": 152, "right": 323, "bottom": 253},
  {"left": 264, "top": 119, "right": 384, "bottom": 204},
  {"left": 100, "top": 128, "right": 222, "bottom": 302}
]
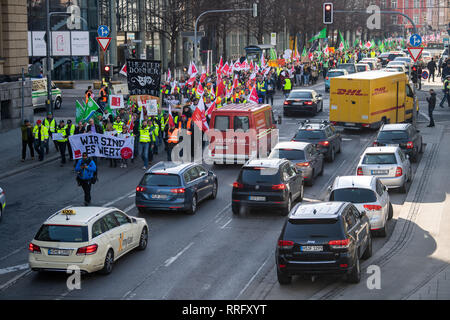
[
  {"left": 97, "top": 25, "right": 110, "bottom": 37},
  {"left": 409, "top": 34, "right": 422, "bottom": 47},
  {"left": 422, "top": 70, "right": 429, "bottom": 80}
]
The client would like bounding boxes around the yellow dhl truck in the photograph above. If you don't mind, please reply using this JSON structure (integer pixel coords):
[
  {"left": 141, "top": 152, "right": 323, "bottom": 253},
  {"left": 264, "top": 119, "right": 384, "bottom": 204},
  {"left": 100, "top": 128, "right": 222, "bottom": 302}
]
[{"left": 329, "top": 71, "right": 416, "bottom": 129}]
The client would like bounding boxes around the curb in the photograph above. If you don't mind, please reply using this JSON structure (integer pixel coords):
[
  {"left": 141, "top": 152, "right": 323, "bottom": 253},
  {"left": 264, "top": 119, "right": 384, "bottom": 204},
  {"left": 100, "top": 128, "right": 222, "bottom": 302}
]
[{"left": 0, "top": 154, "right": 60, "bottom": 181}]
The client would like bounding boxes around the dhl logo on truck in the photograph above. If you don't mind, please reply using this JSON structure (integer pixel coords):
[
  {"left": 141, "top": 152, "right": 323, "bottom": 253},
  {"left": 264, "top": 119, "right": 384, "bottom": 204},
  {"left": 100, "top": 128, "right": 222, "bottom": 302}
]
[
  {"left": 372, "top": 87, "right": 387, "bottom": 96},
  {"left": 333, "top": 89, "right": 368, "bottom": 96}
]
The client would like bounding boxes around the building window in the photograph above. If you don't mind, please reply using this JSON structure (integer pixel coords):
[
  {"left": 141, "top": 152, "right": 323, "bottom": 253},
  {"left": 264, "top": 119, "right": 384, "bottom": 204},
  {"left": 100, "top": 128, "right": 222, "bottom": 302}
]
[
  {"left": 413, "top": 15, "right": 419, "bottom": 25},
  {"left": 391, "top": 15, "right": 397, "bottom": 25},
  {"left": 380, "top": 0, "right": 387, "bottom": 8},
  {"left": 391, "top": 0, "right": 397, "bottom": 8},
  {"left": 414, "top": 0, "right": 420, "bottom": 8}
]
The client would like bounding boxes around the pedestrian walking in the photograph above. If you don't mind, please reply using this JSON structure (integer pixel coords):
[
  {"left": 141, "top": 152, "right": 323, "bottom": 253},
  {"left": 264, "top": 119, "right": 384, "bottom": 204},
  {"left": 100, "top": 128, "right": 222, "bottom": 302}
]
[
  {"left": 426, "top": 89, "right": 436, "bottom": 127},
  {"left": 75, "top": 152, "right": 97, "bottom": 206},
  {"left": 167, "top": 122, "right": 179, "bottom": 161},
  {"left": 118, "top": 124, "right": 132, "bottom": 168},
  {"left": 427, "top": 58, "right": 437, "bottom": 82},
  {"left": 139, "top": 120, "right": 151, "bottom": 169},
  {"left": 32, "top": 120, "right": 48, "bottom": 161},
  {"left": 66, "top": 119, "right": 75, "bottom": 161},
  {"left": 21, "top": 120, "right": 35, "bottom": 162},
  {"left": 440, "top": 75, "right": 450, "bottom": 108},
  {"left": 43, "top": 112, "right": 57, "bottom": 154},
  {"left": 55, "top": 120, "right": 68, "bottom": 166}
]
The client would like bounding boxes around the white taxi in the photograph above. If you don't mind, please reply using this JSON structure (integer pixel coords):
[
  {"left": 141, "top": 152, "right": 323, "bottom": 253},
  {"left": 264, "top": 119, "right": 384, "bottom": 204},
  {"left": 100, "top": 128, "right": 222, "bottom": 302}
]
[{"left": 28, "top": 207, "right": 148, "bottom": 274}]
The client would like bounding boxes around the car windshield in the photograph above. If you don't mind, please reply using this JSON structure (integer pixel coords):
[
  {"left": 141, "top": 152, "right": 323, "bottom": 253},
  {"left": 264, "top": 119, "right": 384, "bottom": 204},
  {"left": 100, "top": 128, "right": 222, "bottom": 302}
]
[
  {"left": 284, "top": 219, "right": 344, "bottom": 239},
  {"left": 362, "top": 153, "right": 397, "bottom": 165},
  {"left": 327, "top": 71, "right": 345, "bottom": 77},
  {"left": 294, "top": 130, "right": 326, "bottom": 140},
  {"left": 240, "top": 167, "right": 281, "bottom": 184},
  {"left": 269, "top": 148, "right": 306, "bottom": 160},
  {"left": 141, "top": 173, "right": 181, "bottom": 186},
  {"left": 329, "top": 188, "right": 377, "bottom": 204},
  {"left": 214, "top": 115, "right": 230, "bottom": 131},
  {"left": 337, "top": 64, "right": 355, "bottom": 73},
  {"left": 288, "top": 91, "right": 312, "bottom": 99},
  {"left": 35, "top": 225, "right": 88, "bottom": 243},
  {"left": 377, "top": 130, "right": 409, "bottom": 140}
]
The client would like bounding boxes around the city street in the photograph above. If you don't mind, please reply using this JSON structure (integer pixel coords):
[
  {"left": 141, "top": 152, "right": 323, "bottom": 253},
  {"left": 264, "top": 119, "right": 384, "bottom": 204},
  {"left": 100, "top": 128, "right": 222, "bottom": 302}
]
[{"left": 2, "top": 78, "right": 443, "bottom": 300}]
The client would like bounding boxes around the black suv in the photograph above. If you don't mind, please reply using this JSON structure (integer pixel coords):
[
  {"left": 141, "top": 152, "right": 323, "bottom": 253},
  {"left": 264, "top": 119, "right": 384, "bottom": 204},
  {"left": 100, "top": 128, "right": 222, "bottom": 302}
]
[
  {"left": 232, "top": 159, "right": 304, "bottom": 216},
  {"left": 292, "top": 120, "right": 342, "bottom": 162},
  {"left": 276, "top": 202, "right": 372, "bottom": 284},
  {"left": 373, "top": 123, "right": 423, "bottom": 162}
]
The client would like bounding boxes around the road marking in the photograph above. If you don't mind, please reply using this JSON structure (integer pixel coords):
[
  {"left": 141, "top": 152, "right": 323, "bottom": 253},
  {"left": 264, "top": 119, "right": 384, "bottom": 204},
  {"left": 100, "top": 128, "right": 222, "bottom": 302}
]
[
  {"left": 0, "top": 263, "right": 29, "bottom": 275},
  {"left": 0, "top": 269, "right": 32, "bottom": 291},
  {"left": 164, "top": 242, "right": 194, "bottom": 267},
  {"left": 220, "top": 218, "right": 232, "bottom": 229},
  {"left": 342, "top": 138, "right": 353, "bottom": 141},
  {"left": 124, "top": 204, "right": 135, "bottom": 213},
  {"left": 0, "top": 248, "right": 22, "bottom": 262},
  {"left": 236, "top": 253, "right": 272, "bottom": 300},
  {"left": 103, "top": 190, "right": 135, "bottom": 207},
  {"left": 420, "top": 111, "right": 430, "bottom": 121},
  {"left": 128, "top": 194, "right": 136, "bottom": 198}
]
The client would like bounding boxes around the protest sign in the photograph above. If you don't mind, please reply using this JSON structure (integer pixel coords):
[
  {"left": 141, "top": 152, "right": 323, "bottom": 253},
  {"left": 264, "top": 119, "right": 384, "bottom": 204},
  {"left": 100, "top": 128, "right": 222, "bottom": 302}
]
[
  {"left": 52, "top": 133, "right": 64, "bottom": 141},
  {"left": 69, "top": 133, "right": 134, "bottom": 160},
  {"left": 126, "top": 59, "right": 161, "bottom": 96},
  {"left": 109, "top": 94, "right": 125, "bottom": 109}
]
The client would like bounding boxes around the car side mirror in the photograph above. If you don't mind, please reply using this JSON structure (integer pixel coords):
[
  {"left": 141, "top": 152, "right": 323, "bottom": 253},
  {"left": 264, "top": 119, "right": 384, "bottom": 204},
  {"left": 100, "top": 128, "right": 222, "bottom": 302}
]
[
  {"left": 327, "top": 185, "right": 333, "bottom": 192},
  {"left": 131, "top": 218, "right": 137, "bottom": 223},
  {"left": 200, "top": 171, "right": 207, "bottom": 177}
]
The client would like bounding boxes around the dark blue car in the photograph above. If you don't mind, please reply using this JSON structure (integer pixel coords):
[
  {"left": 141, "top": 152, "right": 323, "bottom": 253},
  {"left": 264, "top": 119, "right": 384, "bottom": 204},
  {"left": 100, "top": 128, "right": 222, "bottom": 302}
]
[{"left": 135, "top": 162, "right": 218, "bottom": 214}]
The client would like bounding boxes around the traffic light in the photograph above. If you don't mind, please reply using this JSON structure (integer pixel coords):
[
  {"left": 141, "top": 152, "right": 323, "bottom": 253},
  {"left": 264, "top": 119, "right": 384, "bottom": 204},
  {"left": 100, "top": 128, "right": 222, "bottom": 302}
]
[
  {"left": 411, "top": 65, "right": 418, "bottom": 83},
  {"left": 103, "top": 65, "right": 112, "bottom": 82},
  {"left": 323, "top": 2, "right": 333, "bottom": 24},
  {"left": 132, "top": 49, "right": 136, "bottom": 59},
  {"left": 104, "top": 65, "right": 110, "bottom": 74}
]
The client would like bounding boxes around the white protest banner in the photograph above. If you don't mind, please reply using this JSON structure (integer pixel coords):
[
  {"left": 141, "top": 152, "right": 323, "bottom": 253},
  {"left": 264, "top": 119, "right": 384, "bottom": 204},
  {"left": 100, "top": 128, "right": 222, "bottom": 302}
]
[
  {"left": 138, "top": 99, "right": 158, "bottom": 116},
  {"left": 109, "top": 94, "right": 125, "bottom": 109},
  {"left": 69, "top": 133, "right": 134, "bottom": 160}
]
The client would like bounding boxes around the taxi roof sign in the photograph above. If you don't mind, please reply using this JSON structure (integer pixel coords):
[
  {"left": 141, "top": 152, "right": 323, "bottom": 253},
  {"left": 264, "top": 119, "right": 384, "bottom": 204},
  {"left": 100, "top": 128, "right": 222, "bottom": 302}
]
[{"left": 61, "top": 209, "right": 76, "bottom": 215}]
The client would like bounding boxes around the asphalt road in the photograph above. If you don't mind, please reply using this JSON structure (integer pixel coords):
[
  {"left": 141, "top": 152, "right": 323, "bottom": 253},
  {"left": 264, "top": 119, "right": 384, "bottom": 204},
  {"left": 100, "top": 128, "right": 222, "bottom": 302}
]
[{"left": 0, "top": 79, "right": 426, "bottom": 299}]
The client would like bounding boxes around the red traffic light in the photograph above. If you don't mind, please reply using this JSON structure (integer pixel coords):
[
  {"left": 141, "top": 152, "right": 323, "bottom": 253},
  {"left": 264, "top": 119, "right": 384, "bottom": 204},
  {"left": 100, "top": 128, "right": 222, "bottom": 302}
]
[
  {"left": 104, "top": 66, "right": 110, "bottom": 72},
  {"left": 325, "top": 4, "right": 331, "bottom": 10}
]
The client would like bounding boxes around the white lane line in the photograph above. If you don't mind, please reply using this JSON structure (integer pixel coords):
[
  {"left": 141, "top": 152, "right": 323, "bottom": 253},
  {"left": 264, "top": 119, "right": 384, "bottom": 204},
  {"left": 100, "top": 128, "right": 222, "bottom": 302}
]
[
  {"left": 236, "top": 253, "right": 272, "bottom": 300},
  {"left": 103, "top": 190, "right": 135, "bottom": 207},
  {"left": 124, "top": 204, "right": 135, "bottom": 213},
  {"left": 420, "top": 111, "right": 430, "bottom": 121},
  {"left": 0, "top": 248, "right": 22, "bottom": 262},
  {"left": 0, "top": 263, "right": 29, "bottom": 275},
  {"left": 164, "top": 242, "right": 194, "bottom": 267},
  {"left": 128, "top": 194, "right": 136, "bottom": 198},
  {"left": 220, "top": 218, "right": 232, "bottom": 229},
  {"left": 0, "top": 269, "right": 32, "bottom": 291},
  {"left": 342, "top": 138, "right": 353, "bottom": 141}
]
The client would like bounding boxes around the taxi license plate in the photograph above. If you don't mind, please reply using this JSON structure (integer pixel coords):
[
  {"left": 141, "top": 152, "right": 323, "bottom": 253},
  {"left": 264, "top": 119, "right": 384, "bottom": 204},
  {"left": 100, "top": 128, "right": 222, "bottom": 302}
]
[
  {"left": 300, "top": 246, "right": 323, "bottom": 252},
  {"left": 345, "top": 122, "right": 356, "bottom": 126},
  {"left": 151, "top": 194, "right": 167, "bottom": 199},
  {"left": 48, "top": 249, "right": 71, "bottom": 256},
  {"left": 249, "top": 196, "right": 266, "bottom": 201},
  {"left": 371, "top": 170, "right": 388, "bottom": 175}
]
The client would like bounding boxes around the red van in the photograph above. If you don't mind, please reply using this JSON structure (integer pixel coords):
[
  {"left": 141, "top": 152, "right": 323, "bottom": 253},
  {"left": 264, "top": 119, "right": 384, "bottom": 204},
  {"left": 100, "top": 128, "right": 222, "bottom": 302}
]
[{"left": 206, "top": 103, "right": 278, "bottom": 164}]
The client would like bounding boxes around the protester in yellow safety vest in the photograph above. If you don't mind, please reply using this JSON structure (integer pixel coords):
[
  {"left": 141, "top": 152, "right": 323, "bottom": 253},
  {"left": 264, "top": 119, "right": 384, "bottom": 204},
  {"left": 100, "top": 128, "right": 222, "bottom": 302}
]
[
  {"left": 55, "top": 120, "right": 68, "bottom": 166},
  {"left": 113, "top": 116, "right": 124, "bottom": 134},
  {"left": 139, "top": 120, "right": 151, "bottom": 169},
  {"left": 33, "top": 120, "right": 48, "bottom": 161},
  {"left": 283, "top": 77, "right": 292, "bottom": 98},
  {"left": 43, "top": 112, "right": 57, "bottom": 154}
]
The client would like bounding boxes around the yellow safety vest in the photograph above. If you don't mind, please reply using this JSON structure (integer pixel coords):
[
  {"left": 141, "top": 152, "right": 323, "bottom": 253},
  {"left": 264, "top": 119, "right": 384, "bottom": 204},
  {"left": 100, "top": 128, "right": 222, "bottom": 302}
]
[
  {"left": 139, "top": 126, "right": 150, "bottom": 143},
  {"left": 56, "top": 125, "right": 68, "bottom": 142},
  {"left": 33, "top": 125, "right": 49, "bottom": 141}
]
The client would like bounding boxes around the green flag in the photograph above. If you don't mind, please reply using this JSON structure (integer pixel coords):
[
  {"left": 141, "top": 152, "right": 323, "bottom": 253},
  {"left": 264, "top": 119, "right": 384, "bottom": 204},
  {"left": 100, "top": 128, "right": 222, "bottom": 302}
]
[
  {"left": 85, "top": 97, "right": 100, "bottom": 122},
  {"left": 339, "top": 31, "right": 345, "bottom": 45},
  {"left": 75, "top": 100, "right": 85, "bottom": 124},
  {"left": 308, "top": 28, "right": 327, "bottom": 42},
  {"left": 269, "top": 48, "right": 277, "bottom": 60},
  {"left": 301, "top": 47, "right": 307, "bottom": 57}
]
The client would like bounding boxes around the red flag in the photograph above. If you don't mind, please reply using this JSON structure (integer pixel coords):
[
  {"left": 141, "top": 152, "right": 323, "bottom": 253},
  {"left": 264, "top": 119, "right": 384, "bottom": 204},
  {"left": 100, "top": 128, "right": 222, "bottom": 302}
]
[
  {"left": 249, "top": 86, "right": 259, "bottom": 104},
  {"left": 197, "top": 83, "right": 204, "bottom": 96},
  {"left": 167, "top": 69, "right": 171, "bottom": 81},
  {"left": 232, "top": 75, "right": 239, "bottom": 90},
  {"left": 168, "top": 103, "right": 175, "bottom": 127},
  {"left": 189, "top": 62, "right": 198, "bottom": 77},
  {"left": 222, "top": 62, "right": 230, "bottom": 76},
  {"left": 233, "top": 60, "right": 242, "bottom": 72},
  {"left": 119, "top": 64, "right": 127, "bottom": 76},
  {"left": 200, "top": 71, "right": 207, "bottom": 84},
  {"left": 186, "top": 75, "right": 196, "bottom": 87},
  {"left": 206, "top": 101, "right": 216, "bottom": 116}
]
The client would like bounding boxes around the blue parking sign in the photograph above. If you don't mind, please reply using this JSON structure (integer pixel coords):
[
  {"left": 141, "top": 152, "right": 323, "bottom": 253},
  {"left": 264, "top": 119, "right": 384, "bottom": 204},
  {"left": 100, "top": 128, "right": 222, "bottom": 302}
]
[
  {"left": 97, "top": 25, "right": 110, "bottom": 37},
  {"left": 409, "top": 34, "right": 422, "bottom": 47}
]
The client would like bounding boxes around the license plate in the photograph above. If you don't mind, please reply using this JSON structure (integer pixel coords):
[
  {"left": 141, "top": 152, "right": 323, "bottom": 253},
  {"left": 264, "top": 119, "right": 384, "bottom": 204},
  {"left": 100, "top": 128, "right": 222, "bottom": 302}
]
[
  {"left": 345, "top": 122, "right": 356, "bottom": 126},
  {"left": 371, "top": 170, "right": 388, "bottom": 175},
  {"left": 301, "top": 246, "right": 323, "bottom": 252},
  {"left": 48, "top": 249, "right": 71, "bottom": 256},
  {"left": 249, "top": 196, "right": 266, "bottom": 201},
  {"left": 151, "top": 194, "right": 167, "bottom": 199},
  {"left": 292, "top": 102, "right": 303, "bottom": 105},
  {"left": 386, "top": 144, "right": 399, "bottom": 147}
]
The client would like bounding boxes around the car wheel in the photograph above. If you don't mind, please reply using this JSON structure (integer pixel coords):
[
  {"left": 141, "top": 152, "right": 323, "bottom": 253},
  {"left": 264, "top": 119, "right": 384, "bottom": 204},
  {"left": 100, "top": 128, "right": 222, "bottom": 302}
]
[
  {"left": 137, "top": 227, "right": 148, "bottom": 251},
  {"left": 281, "top": 196, "right": 292, "bottom": 216},
  {"left": 54, "top": 97, "right": 62, "bottom": 110},
  {"left": 327, "top": 147, "right": 335, "bottom": 162},
  {"left": 318, "top": 162, "right": 324, "bottom": 176},
  {"left": 388, "top": 202, "right": 393, "bottom": 220},
  {"left": 362, "top": 234, "right": 373, "bottom": 259},
  {"left": 346, "top": 256, "right": 361, "bottom": 283},
  {"left": 187, "top": 194, "right": 198, "bottom": 215},
  {"left": 277, "top": 269, "right": 292, "bottom": 285},
  {"left": 209, "top": 180, "right": 218, "bottom": 200},
  {"left": 100, "top": 249, "right": 114, "bottom": 275}
]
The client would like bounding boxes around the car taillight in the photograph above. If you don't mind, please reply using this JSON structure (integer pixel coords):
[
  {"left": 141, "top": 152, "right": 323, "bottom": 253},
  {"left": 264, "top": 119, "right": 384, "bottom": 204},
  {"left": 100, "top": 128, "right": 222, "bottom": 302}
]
[
  {"left": 76, "top": 244, "right": 98, "bottom": 255},
  {"left": 304, "top": 101, "right": 313, "bottom": 105},
  {"left": 233, "top": 181, "right": 243, "bottom": 189},
  {"left": 329, "top": 239, "right": 351, "bottom": 249},
  {"left": 296, "top": 162, "right": 310, "bottom": 167},
  {"left": 357, "top": 167, "right": 363, "bottom": 175},
  {"left": 407, "top": 141, "right": 413, "bottom": 149},
  {"left": 395, "top": 167, "right": 403, "bottom": 177},
  {"left": 272, "top": 184, "right": 286, "bottom": 190},
  {"left": 326, "top": 77, "right": 329, "bottom": 80},
  {"left": 364, "top": 204, "right": 383, "bottom": 211},
  {"left": 170, "top": 188, "right": 185, "bottom": 194},
  {"left": 318, "top": 141, "right": 329, "bottom": 147},
  {"left": 373, "top": 141, "right": 378, "bottom": 146},
  {"left": 28, "top": 243, "right": 41, "bottom": 253},
  {"left": 278, "top": 240, "right": 294, "bottom": 249},
  {"left": 284, "top": 101, "right": 290, "bottom": 105},
  {"left": 331, "top": 121, "right": 337, "bottom": 125},
  {"left": 136, "top": 186, "right": 146, "bottom": 192}
]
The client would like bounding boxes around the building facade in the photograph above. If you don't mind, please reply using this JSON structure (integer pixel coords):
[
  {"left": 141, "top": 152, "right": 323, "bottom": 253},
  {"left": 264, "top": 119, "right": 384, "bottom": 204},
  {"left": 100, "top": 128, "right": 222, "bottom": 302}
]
[{"left": 0, "top": 0, "right": 33, "bottom": 131}]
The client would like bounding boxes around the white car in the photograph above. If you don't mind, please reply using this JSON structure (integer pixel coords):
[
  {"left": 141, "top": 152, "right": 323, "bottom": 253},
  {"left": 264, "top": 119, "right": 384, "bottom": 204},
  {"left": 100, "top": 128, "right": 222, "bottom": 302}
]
[
  {"left": 421, "top": 51, "right": 432, "bottom": 63},
  {"left": 356, "top": 146, "right": 412, "bottom": 193},
  {"left": 327, "top": 176, "right": 392, "bottom": 237},
  {"left": 29, "top": 207, "right": 148, "bottom": 274},
  {"left": 383, "top": 66, "right": 407, "bottom": 74},
  {"left": 356, "top": 63, "right": 371, "bottom": 72}
]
